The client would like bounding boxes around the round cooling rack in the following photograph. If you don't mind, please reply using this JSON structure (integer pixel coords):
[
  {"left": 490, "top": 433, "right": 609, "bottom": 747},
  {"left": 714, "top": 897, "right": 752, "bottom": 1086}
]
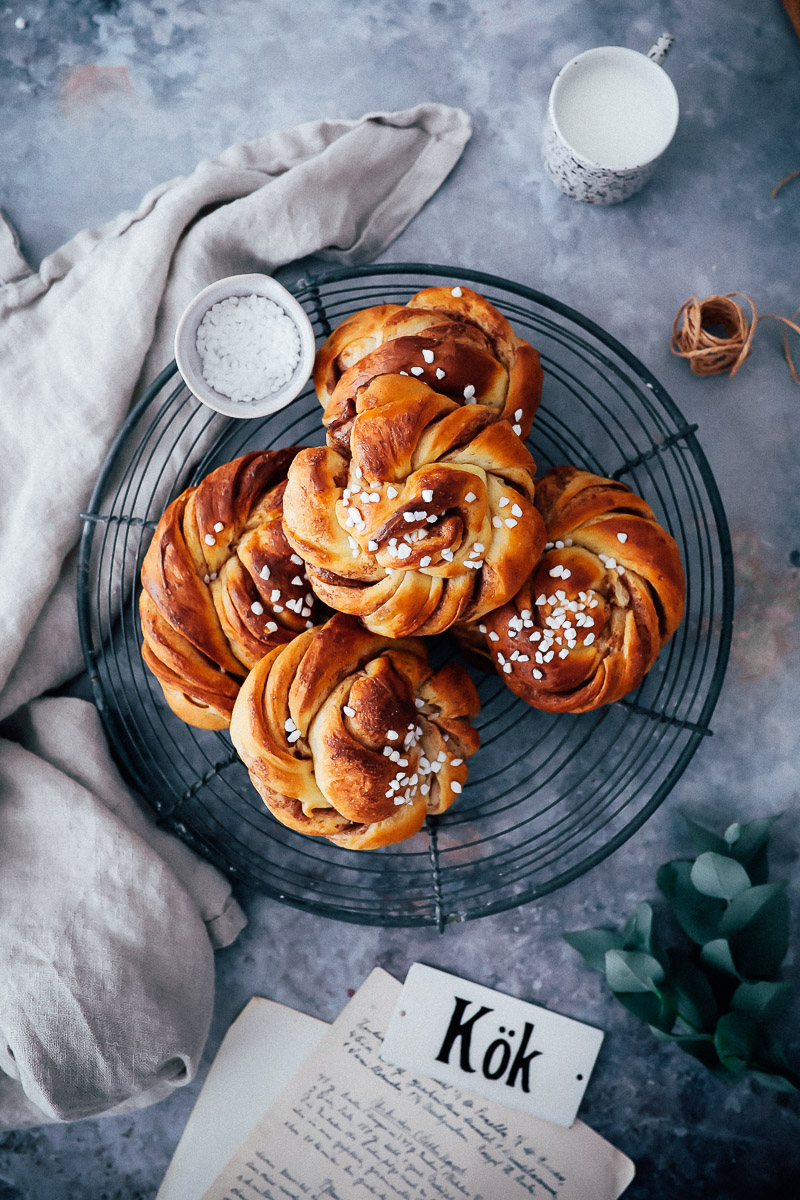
[{"left": 78, "top": 263, "right": 733, "bottom": 929}]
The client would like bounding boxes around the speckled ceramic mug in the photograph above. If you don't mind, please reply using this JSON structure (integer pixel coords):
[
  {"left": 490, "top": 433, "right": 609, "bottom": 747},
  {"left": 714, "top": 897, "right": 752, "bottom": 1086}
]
[{"left": 542, "top": 34, "right": 679, "bottom": 205}]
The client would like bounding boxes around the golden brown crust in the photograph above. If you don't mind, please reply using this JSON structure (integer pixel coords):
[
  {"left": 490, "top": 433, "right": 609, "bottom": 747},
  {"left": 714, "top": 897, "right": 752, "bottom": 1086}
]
[
  {"left": 229, "top": 614, "right": 481, "bottom": 849},
  {"left": 783, "top": 1, "right": 800, "bottom": 41},
  {"left": 282, "top": 374, "right": 547, "bottom": 638},
  {"left": 460, "top": 467, "right": 685, "bottom": 713},
  {"left": 139, "top": 449, "right": 324, "bottom": 729},
  {"left": 314, "top": 285, "right": 543, "bottom": 451}
]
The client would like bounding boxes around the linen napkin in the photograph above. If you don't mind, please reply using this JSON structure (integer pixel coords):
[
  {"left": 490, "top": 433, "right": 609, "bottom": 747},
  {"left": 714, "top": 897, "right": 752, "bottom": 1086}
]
[{"left": 0, "top": 103, "right": 471, "bottom": 1127}]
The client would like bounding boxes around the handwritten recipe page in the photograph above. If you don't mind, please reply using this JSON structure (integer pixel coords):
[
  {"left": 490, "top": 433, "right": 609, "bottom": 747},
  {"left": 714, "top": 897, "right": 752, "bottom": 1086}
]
[{"left": 201, "top": 969, "right": 633, "bottom": 1200}]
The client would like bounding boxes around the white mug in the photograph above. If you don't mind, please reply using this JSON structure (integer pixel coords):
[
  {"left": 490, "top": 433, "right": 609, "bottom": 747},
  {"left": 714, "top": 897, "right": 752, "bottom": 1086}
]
[{"left": 542, "top": 34, "right": 679, "bottom": 204}]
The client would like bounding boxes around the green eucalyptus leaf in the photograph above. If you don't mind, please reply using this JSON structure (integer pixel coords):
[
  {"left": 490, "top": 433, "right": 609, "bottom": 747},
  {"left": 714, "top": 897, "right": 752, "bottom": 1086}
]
[
  {"left": 700, "top": 939, "right": 741, "bottom": 978},
  {"left": 752, "top": 1032, "right": 800, "bottom": 1090},
  {"left": 617, "top": 983, "right": 676, "bottom": 1032},
  {"left": 622, "top": 902, "right": 654, "bottom": 954},
  {"left": 691, "top": 852, "right": 752, "bottom": 901},
  {"left": 654, "top": 981, "right": 678, "bottom": 1033},
  {"left": 743, "top": 840, "right": 770, "bottom": 886},
  {"left": 725, "top": 816, "right": 778, "bottom": 865},
  {"left": 605, "top": 949, "right": 664, "bottom": 995},
  {"left": 753, "top": 1027, "right": 794, "bottom": 1071},
  {"left": 732, "top": 980, "right": 793, "bottom": 1023},
  {"left": 652, "top": 1021, "right": 715, "bottom": 1041},
  {"left": 726, "top": 816, "right": 778, "bottom": 884},
  {"left": 563, "top": 928, "right": 625, "bottom": 973},
  {"left": 667, "top": 949, "right": 718, "bottom": 1032},
  {"left": 675, "top": 1035, "right": 725, "bottom": 1073},
  {"left": 614, "top": 990, "right": 665, "bottom": 1026},
  {"left": 604, "top": 951, "right": 675, "bottom": 1031},
  {"left": 748, "top": 1070, "right": 799, "bottom": 1094},
  {"left": 657, "top": 861, "right": 725, "bottom": 944},
  {"left": 649, "top": 1025, "right": 683, "bottom": 1042},
  {"left": 720, "top": 882, "right": 786, "bottom": 935},
  {"left": 682, "top": 813, "right": 729, "bottom": 855},
  {"left": 564, "top": 812, "right": 796, "bottom": 1087},
  {"left": 714, "top": 1011, "right": 759, "bottom": 1073},
  {"left": 728, "top": 888, "right": 790, "bottom": 979}
]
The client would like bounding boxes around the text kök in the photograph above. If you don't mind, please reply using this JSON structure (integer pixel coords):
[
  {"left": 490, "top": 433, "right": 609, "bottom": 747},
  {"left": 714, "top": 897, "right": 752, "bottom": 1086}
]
[{"left": 435, "top": 996, "right": 543, "bottom": 1092}]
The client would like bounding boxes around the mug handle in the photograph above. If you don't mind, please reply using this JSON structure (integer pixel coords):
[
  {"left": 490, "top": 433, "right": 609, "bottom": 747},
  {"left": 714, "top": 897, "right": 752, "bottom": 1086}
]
[{"left": 647, "top": 32, "right": 675, "bottom": 65}]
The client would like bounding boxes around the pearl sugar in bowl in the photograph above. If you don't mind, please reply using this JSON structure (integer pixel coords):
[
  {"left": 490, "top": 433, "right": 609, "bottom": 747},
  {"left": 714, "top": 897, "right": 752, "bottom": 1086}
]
[
  {"left": 197, "top": 294, "right": 301, "bottom": 402},
  {"left": 174, "top": 273, "right": 316, "bottom": 418}
]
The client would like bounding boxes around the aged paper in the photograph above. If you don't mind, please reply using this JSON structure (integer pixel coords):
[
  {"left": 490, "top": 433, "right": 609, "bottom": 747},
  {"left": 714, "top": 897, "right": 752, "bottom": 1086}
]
[
  {"left": 201, "top": 969, "right": 634, "bottom": 1200},
  {"left": 157, "top": 998, "right": 327, "bottom": 1200}
]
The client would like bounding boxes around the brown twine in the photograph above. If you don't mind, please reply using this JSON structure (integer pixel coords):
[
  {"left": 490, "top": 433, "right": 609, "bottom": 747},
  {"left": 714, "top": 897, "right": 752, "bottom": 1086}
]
[
  {"left": 780, "top": 307, "right": 800, "bottom": 385},
  {"left": 671, "top": 293, "right": 800, "bottom": 385},
  {"left": 771, "top": 169, "right": 800, "bottom": 199},
  {"left": 671, "top": 293, "right": 757, "bottom": 378}
]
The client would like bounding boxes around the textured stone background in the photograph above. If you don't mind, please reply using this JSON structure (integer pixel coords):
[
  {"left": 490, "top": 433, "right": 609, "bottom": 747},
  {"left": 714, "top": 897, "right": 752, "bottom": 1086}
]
[{"left": 1, "top": 1, "right": 799, "bottom": 1197}]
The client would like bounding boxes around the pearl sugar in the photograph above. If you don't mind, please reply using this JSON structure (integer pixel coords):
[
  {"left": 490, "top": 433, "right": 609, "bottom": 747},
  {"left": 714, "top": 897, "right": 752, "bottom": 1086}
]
[{"left": 196, "top": 294, "right": 301, "bottom": 403}]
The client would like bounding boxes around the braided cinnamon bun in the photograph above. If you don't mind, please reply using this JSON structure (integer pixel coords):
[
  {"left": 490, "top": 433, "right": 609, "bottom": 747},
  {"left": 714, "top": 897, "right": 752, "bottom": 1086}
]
[
  {"left": 459, "top": 467, "right": 685, "bottom": 712},
  {"left": 282, "top": 374, "right": 547, "bottom": 638},
  {"left": 140, "top": 449, "right": 323, "bottom": 730},
  {"left": 314, "top": 285, "right": 543, "bottom": 453},
  {"left": 230, "top": 614, "right": 480, "bottom": 850}
]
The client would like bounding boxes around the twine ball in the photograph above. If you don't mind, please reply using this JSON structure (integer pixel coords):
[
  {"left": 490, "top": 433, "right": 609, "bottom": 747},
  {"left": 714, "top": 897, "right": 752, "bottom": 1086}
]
[{"left": 670, "top": 293, "right": 757, "bottom": 378}]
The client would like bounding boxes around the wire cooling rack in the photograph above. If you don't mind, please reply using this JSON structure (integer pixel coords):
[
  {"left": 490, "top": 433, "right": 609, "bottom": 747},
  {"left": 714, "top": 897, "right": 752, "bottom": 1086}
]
[{"left": 78, "top": 264, "right": 733, "bottom": 928}]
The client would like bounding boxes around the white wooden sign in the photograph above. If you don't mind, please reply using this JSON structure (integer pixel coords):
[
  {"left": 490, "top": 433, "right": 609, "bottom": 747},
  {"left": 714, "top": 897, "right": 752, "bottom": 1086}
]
[{"left": 380, "top": 963, "right": 604, "bottom": 1128}]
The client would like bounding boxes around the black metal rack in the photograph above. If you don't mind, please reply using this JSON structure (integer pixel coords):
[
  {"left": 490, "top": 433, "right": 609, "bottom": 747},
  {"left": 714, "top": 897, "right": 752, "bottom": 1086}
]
[{"left": 77, "top": 263, "right": 733, "bottom": 928}]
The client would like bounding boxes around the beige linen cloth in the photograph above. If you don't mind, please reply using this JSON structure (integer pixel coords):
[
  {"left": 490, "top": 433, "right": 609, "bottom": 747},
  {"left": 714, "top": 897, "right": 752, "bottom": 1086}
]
[{"left": 0, "top": 103, "right": 471, "bottom": 1128}]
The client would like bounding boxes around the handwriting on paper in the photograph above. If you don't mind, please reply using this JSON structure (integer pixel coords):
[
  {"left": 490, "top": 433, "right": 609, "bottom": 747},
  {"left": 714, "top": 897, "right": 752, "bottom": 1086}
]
[{"left": 201, "top": 969, "right": 634, "bottom": 1200}]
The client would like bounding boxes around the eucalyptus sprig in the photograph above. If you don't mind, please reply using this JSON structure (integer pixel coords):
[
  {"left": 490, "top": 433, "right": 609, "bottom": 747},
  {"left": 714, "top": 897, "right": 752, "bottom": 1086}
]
[{"left": 565, "top": 814, "right": 798, "bottom": 1091}]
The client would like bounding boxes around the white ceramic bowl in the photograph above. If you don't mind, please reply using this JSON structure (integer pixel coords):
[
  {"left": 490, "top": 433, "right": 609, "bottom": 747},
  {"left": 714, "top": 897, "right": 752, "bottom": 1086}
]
[{"left": 174, "top": 273, "right": 316, "bottom": 418}]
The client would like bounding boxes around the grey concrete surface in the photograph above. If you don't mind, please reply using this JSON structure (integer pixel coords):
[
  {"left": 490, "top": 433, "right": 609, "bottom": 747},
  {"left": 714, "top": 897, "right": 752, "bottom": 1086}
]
[{"left": 1, "top": 1, "right": 799, "bottom": 1197}]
